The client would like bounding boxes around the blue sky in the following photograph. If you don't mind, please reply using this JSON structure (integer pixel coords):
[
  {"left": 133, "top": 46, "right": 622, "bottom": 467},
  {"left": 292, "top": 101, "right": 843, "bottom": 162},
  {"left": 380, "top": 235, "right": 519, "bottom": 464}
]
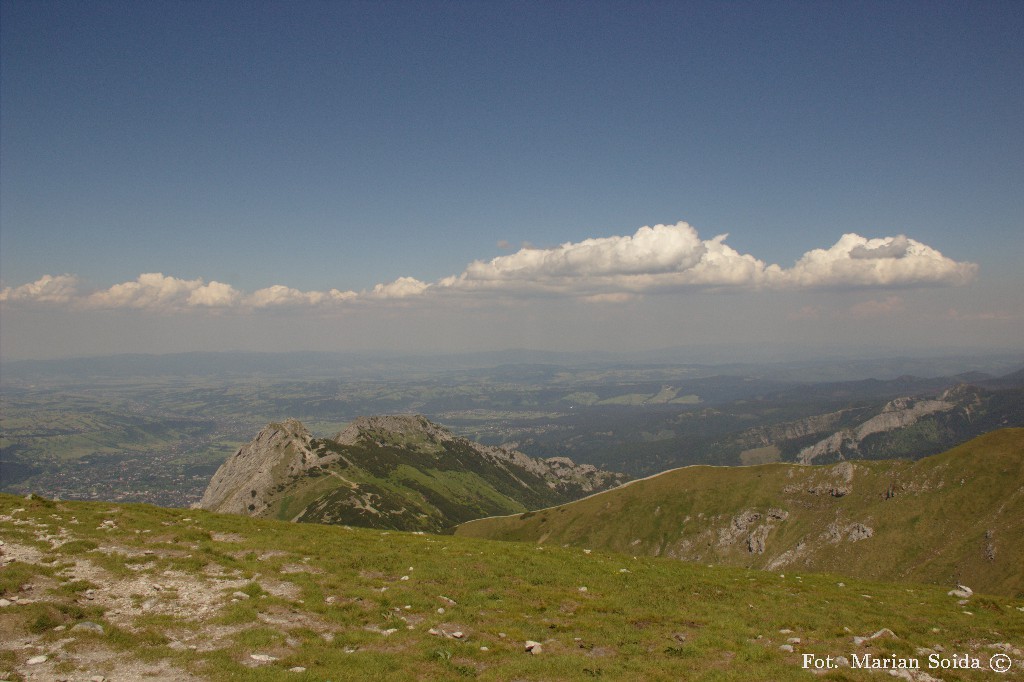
[{"left": 2, "top": 1, "right": 1022, "bottom": 360}]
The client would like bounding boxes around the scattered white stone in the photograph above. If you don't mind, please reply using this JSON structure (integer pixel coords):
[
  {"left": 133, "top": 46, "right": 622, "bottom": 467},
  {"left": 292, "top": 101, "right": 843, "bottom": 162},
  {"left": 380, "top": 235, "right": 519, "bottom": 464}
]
[
  {"left": 948, "top": 586, "right": 972, "bottom": 599},
  {"left": 989, "top": 642, "right": 1024, "bottom": 657},
  {"left": 787, "top": 637, "right": 801, "bottom": 644},
  {"left": 27, "top": 655, "right": 48, "bottom": 664},
  {"left": 962, "top": 610, "right": 974, "bottom": 615},
  {"left": 619, "top": 568, "right": 630, "bottom": 573},
  {"left": 324, "top": 596, "right": 336, "bottom": 604},
  {"left": 437, "top": 607, "right": 445, "bottom": 614},
  {"left": 232, "top": 591, "right": 250, "bottom": 599},
  {"left": 779, "top": 644, "right": 794, "bottom": 652},
  {"left": 779, "top": 629, "right": 793, "bottom": 634},
  {"left": 837, "top": 582, "right": 845, "bottom": 587},
  {"left": 0, "top": 599, "right": 11, "bottom": 608},
  {"left": 525, "top": 640, "right": 542, "bottom": 654},
  {"left": 451, "top": 631, "right": 464, "bottom": 639},
  {"left": 439, "top": 596, "right": 457, "bottom": 605},
  {"left": 381, "top": 628, "right": 398, "bottom": 636},
  {"left": 289, "top": 667, "right": 306, "bottom": 673},
  {"left": 835, "top": 656, "right": 850, "bottom": 667},
  {"left": 428, "top": 628, "right": 442, "bottom": 636},
  {"left": 400, "top": 575, "right": 410, "bottom": 581},
  {"left": 90, "top": 676, "right": 107, "bottom": 682},
  {"left": 583, "top": 549, "right": 592, "bottom": 554},
  {"left": 871, "top": 628, "right": 897, "bottom": 640},
  {"left": 250, "top": 654, "right": 278, "bottom": 663},
  {"left": 578, "top": 586, "right": 588, "bottom": 592},
  {"left": 887, "top": 670, "right": 942, "bottom": 682},
  {"left": 71, "top": 621, "right": 104, "bottom": 634},
  {"left": 499, "top": 632, "right": 507, "bottom": 638}
]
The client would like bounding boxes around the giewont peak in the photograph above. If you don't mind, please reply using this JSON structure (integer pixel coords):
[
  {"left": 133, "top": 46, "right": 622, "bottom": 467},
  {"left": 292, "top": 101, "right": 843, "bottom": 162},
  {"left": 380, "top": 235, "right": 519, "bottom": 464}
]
[{"left": 333, "top": 414, "right": 454, "bottom": 446}]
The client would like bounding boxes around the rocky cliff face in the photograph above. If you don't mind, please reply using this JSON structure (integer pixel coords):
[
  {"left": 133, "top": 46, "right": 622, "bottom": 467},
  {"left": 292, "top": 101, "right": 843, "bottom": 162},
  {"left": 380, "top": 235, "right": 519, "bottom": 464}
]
[
  {"left": 200, "top": 415, "right": 625, "bottom": 531},
  {"left": 751, "top": 409, "right": 851, "bottom": 444},
  {"left": 199, "top": 419, "right": 334, "bottom": 516},
  {"left": 797, "top": 396, "right": 957, "bottom": 463}
]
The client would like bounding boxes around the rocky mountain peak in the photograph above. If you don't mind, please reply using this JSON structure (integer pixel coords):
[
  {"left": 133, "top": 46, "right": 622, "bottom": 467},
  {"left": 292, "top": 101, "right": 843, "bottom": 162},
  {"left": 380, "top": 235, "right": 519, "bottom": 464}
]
[
  {"left": 201, "top": 414, "right": 626, "bottom": 530},
  {"left": 198, "top": 417, "right": 331, "bottom": 517},
  {"left": 333, "top": 414, "right": 454, "bottom": 447}
]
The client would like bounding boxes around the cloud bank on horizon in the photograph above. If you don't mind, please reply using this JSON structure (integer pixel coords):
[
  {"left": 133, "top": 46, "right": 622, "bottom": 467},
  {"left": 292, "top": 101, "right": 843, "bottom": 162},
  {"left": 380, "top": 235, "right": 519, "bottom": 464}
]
[{"left": 1, "top": 223, "right": 976, "bottom": 312}]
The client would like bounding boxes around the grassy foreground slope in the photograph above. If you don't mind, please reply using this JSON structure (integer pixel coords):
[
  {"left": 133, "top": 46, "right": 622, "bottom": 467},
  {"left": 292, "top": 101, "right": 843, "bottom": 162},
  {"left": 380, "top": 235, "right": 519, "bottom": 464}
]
[
  {"left": 457, "top": 429, "right": 1024, "bottom": 597},
  {"left": 2, "top": 494, "right": 1021, "bottom": 681}
]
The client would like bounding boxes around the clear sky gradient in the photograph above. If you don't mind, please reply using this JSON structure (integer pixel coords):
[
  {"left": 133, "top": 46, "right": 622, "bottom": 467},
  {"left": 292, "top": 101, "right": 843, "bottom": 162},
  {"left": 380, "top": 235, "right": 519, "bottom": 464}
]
[{"left": 2, "top": 1, "right": 1022, "bottom": 360}]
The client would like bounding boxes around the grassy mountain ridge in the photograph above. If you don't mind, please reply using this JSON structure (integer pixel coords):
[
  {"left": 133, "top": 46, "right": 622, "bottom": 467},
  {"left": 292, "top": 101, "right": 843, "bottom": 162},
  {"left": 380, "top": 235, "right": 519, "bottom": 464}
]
[
  {"left": 199, "top": 416, "right": 625, "bottom": 533},
  {"left": 457, "top": 429, "right": 1024, "bottom": 597},
  {"left": 2, "top": 493, "right": 1022, "bottom": 680}
]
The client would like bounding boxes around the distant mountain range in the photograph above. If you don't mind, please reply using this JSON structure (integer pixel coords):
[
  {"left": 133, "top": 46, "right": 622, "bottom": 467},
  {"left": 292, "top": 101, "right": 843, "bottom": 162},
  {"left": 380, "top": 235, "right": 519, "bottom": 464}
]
[
  {"left": 199, "top": 415, "right": 625, "bottom": 532},
  {"left": 4, "top": 348, "right": 1022, "bottom": 382},
  {"left": 457, "top": 429, "right": 1024, "bottom": 596},
  {"left": 726, "top": 382, "right": 1024, "bottom": 466}
]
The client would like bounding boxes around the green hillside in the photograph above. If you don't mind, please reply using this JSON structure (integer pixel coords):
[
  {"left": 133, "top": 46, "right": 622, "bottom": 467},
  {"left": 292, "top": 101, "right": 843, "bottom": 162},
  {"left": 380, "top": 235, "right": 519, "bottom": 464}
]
[
  {"left": 2, "top": 494, "right": 1022, "bottom": 681},
  {"left": 457, "top": 429, "right": 1024, "bottom": 597},
  {"left": 200, "top": 416, "right": 624, "bottom": 533}
]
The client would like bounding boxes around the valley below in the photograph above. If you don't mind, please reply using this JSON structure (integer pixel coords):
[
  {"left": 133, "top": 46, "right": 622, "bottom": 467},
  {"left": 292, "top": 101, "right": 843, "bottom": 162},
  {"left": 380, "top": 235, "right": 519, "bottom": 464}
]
[{"left": 3, "top": 352, "right": 1023, "bottom": 509}]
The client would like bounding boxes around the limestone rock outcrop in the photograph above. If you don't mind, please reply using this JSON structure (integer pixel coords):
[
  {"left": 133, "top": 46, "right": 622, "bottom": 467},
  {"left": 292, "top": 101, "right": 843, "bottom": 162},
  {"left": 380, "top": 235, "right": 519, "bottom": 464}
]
[{"left": 200, "top": 414, "right": 625, "bottom": 531}]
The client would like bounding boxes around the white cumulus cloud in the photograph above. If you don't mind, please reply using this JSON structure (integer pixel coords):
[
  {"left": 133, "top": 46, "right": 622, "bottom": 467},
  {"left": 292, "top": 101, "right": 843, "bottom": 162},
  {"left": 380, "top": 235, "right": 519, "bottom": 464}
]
[
  {"left": 85, "top": 273, "right": 241, "bottom": 310},
  {"left": 442, "top": 223, "right": 776, "bottom": 295},
  {"left": 780, "top": 233, "right": 977, "bottom": 289},
  {"left": 464, "top": 222, "right": 707, "bottom": 281},
  {"left": 86, "top": 273, "right": 200, "bottom": 309},
  {"left": 245, "top": 285, "right": 358, "bottom": 308},
  {"left": 440, "top": 225, "right": 974, "bottom": 296},
  {"left": 188, "top": 281, "right": 242, "bottom": 307},
  {"left": 0, "top": 274, "right": 80, "bottom": 304},
  {"left": 2, "top": 221, "right": 978, "bottom": 313},
  {"left": 370, "top": 277, "right": 429, "bottom": 299}
]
